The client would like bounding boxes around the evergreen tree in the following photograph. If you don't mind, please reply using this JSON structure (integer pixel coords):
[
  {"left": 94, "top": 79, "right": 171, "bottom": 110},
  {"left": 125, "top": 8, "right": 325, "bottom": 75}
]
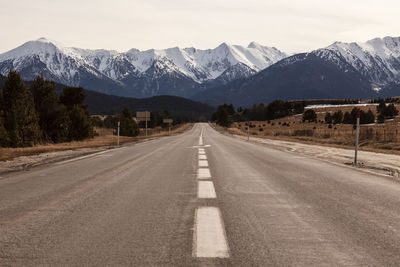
[
  {"left": 60, "top": 86, "right": 87, "bottom": 108},
  {"left": 377, "top": 113, "right": 385, "bottom": 123},
  {"left": 302, "top": 109, "right": 317, "bottom": 122},
  {"left": 30, "top": 76, "right": 69, "bottom": 142},
  {"left": 68, "top": 105, "right": 93, "bottom": 140},
  {"left": 119, "top": 108, "right": 139, "bottom": 136},
  {"left": 2, "top": 71, "right": 41, "bottom": 147},
  {"left": 361, "top": 109, "right": 375, "bottom": 124},
  {"left": 60, "top": 87, "right": 94, "bottom": 141},
  {"left": 324, "top": 112, "right": 332, "bottom": 124},
  {"left": 332, "top": 110, "right": 343, "bottom": 124},
  {"left": 0, "top": 115, "right": 9, "bottom": 147},
  {"left": 343, "top": 111, "right": 352, "bottom": 124},
  {"left": 212, "top": 104, "right": 232, "bottom": 127}
]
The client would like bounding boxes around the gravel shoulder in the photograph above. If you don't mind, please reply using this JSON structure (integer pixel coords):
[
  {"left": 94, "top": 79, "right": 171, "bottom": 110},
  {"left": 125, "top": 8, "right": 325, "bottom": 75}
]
[{"left": 222, "top": 131, "right": 400, "bottom": 179}]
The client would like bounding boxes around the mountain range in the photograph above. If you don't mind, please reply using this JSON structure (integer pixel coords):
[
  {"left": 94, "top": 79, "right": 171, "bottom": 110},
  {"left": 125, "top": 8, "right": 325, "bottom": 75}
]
[
  {"left": 1, "top": 37, "right": 400, "bottom": 107},
  {"left": 0, "top": 38, "right": 286, "bottom": 100}
]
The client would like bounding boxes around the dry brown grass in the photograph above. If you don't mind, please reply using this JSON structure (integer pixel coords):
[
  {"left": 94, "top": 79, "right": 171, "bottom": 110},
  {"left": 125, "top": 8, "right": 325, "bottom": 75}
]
[
  {"left": 223, "top": 104, "right": 400, "bottom": 155},
  {"left": 0, "top": 123, "right": 192, "bottom": 161}
]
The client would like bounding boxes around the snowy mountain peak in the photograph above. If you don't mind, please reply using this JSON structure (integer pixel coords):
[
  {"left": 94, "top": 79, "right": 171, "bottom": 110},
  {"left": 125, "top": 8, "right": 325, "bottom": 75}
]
[
  {"left": 319, "top": 36, "right": 400, "bottom": 86},
  {"left": 0, "top": 38, "right": 288, "bottom": 98}
]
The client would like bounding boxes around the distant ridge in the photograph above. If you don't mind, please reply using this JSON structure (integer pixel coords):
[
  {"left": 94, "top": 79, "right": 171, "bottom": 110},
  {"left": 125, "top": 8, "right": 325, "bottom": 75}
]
[{"left": 0, "top": 74, "right": 215, "bottom": 120}]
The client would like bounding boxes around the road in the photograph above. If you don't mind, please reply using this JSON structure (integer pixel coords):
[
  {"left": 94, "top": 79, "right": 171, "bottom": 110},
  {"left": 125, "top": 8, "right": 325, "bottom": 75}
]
[{"left": 1, "top": 123, "right": 400, "bottom": 266}]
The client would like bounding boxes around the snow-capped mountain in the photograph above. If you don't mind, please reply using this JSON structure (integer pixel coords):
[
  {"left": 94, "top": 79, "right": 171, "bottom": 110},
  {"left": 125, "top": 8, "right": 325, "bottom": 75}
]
[
  {"left": 193, "top": 36, "right": 400, "bottom": 107},
  {"left": 0, "top": 38, "right": 287, "bottom": 98},
  {"left": 317, "top": 37, "right": 400, "bottom": 89}
]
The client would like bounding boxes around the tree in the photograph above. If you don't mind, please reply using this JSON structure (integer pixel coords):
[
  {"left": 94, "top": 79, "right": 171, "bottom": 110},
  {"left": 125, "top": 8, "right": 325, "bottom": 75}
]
[
  {"left": 68, "top": 105, "right": 93, "bottom": 140},
  {"left": 30, "top": 76, "right": 69, "bottom": 142},
  {"left": 302, "top": 109, "right": 317, "bottom": 122},
  {"left": 0, "top": 115, "right": 9, "bottom": 147},
  {"left": 361, "top": 109, "right": 375, "bottom": 124},
  {"left": 343, "top": 111, "right": 352, "bottom": 124},
  {"left": 119, "top": 108, "right": 139, "bottom": 136},
  {"left": 103, "top": 115, "right": 117, "bottom": 129},
  {"left": 376, "top": 100, "right": 399, "bottom": 119},
  {"left": 324, "top": 112, "right": 332, "bottom": 124},
  {"left": 60, "top": 86, "right": 94, "bottom": 141},
  {"left": 2, "top": 71, "right": 41, "bottom": 147},
  {"left": 212, "top": 104, "right": 233, "bottom": 127},
  {"left": 332, "top": 110, "right": 343, "bottom": 124},
  {"left": 60, "top": 86, "right": 86, "bottom": 108},
  {"left": 377, "top": 113, "right": 385, "bottom": 123}
]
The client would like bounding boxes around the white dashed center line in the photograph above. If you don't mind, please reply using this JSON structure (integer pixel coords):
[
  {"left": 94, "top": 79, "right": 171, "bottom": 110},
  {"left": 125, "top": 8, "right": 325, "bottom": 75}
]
[
  {"left": 197, "top": 168, "right": 211, "bottom": 179},
  {"left": 198, "top": 160, "right": 209, "bottom": 167},
  {"left": 199, "top": 154, "right": 207, "bottom": 160},
  {"left": 193, "top": 207, "right": 230, "bottom": 258},
  {"left": 198, "top": 181, "right": 217, "bottom": 198}
]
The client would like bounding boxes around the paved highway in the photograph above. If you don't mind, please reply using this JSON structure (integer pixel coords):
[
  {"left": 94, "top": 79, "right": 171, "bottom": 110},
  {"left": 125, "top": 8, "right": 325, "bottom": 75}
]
[{"left": 1, "top": 123, "right": 400, "bottom": 266}]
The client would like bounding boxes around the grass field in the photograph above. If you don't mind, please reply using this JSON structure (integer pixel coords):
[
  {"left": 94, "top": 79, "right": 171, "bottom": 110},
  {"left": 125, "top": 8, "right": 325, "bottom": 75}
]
[
  {"left": 0, "top": 123, "right": 192, "bottom": 161},
  {"left": 227, "top": 104, "right": 400, "bottom": 155}
]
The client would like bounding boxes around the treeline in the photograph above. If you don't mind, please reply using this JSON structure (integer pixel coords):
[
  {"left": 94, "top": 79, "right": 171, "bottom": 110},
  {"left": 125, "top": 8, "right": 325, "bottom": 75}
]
[
  {"left": 212, "top": 100, "right": 305, "bottom": 126},
  {"left": 304, "top": 100, "right": 398, "bottom": 126},
  {"left": 0, "top": 71, "right": 93, "bottom": 147},
  {"left": 212, "top": 98, "right": 399, "bottom": 127},
  {"left": 370, "top": 97, "right": 400, "bottom": 104},
  {"left": 291, "top": 99, "right": 359, "bottom": 106}
]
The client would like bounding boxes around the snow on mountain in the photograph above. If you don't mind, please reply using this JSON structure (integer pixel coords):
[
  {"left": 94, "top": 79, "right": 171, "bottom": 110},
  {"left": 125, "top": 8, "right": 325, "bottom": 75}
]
[
  {"left": 0, "top": 38, "right": 287, "bottom": 88},
  {"left": 324, "top": 36, "right": 400, "bottom": 85}
]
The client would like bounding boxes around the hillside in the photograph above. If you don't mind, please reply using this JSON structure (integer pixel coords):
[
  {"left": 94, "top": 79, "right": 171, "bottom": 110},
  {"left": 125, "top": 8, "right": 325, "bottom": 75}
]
[
  {"left": 83, "top": 91, "right": 215, "bottom": 119},
  {"left": 0, "top": 74, "right": 215, "bottom": 120}
]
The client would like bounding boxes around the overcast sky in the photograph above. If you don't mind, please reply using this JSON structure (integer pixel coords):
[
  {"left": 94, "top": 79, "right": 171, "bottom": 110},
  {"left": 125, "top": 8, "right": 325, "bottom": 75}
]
[{"left": 1, "top": 0, "right": 399, "bottom": 54}]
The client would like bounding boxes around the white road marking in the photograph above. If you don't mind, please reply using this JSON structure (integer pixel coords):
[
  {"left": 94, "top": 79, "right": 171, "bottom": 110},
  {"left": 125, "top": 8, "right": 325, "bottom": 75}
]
[
  {"left": 197, "top": 168, "right": 211, "bottom": 179},
  {"left": 55, "top": 150, "right": 111, "bottom": 165},
  {"left": 198, "top": 151, "right": 206, "bottom": 155},
  {"left": 190, "top": 145, "right": 211, "bottom": 148},
  {"left": 199, "top": 160, "right": 209, "bottom": 167},
  {"left": 193, "top": 207, "right": 230, "bottom": 258},
  {"left": 199, "top": 154, "right": 207, "bottom": 160},
  {"left": 198, "top": 181, "right": 216, "bottom": 199},
  {"left": 199, "top": 137, "right": 203, "bottom": 146}
]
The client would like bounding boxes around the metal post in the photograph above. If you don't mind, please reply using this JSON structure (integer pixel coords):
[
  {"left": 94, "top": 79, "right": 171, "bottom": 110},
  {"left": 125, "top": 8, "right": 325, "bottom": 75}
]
[
  {"left": 169, "top": 122, "right": 171, "bottom": 135},
  {"left": 247, "top": 121, "right": 250, "bottom": 141},
  {"left": 145, "top": 117, "right": 148, "bottom": 137},
  {"left": 354, "top": 109, "right": 360, "bottom": 165},
  {"left": 117, "top": 118, "right": 120, "bottom": 146}
]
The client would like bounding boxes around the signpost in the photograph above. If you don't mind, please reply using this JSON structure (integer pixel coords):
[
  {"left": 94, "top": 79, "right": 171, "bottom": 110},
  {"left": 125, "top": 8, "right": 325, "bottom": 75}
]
[
  {"left": 247, "top": 121, "right": 250, "bottom": 141},
  {"left": 117, "top": 117, "right": 120, "bottom": 146},
  {"left": 136, "top": 111, "right": 151, "bottom": 137},
  {"left": 354, "top": 109, "right": 360, "bottom": 165},
  {"left": 163, "top": 119, "right": 173, "bottom": 135}
]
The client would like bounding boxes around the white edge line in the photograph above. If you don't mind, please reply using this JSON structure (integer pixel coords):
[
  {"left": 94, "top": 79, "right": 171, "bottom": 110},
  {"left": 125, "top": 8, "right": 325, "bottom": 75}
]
[{"left": 55, "top": 150, "right": 111, "bottom": 165}]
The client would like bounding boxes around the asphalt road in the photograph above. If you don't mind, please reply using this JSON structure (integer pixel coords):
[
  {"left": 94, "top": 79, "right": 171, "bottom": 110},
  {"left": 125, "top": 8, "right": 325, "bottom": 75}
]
[{"left": 1, "top": 123, "right": 400, "bottom": 266}]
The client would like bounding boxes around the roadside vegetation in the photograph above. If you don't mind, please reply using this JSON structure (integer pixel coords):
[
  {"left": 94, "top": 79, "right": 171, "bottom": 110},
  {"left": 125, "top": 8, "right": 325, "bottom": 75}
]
[
  {"left": 212, "top": 98, "right": 400, "bottom": 154},
  {"left": 0, "top": 70, "right": 191, "bottom": 151}
]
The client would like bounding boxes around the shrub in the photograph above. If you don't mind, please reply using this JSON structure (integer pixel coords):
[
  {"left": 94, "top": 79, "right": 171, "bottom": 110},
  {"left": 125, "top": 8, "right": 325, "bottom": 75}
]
[
  {"left": 332, "top": 110, "right": 343, "bottom": 124},
  {"left": 119, "top": 108, "right": 139, "bottom": 137},
  {"left": 303, "top": 109, "right": 317, "bottom": 122}
]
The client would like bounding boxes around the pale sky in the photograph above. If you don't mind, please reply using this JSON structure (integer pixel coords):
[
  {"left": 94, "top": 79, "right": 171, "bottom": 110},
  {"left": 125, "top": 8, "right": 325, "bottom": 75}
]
[{"left": 1, "top": 0, "right": 399, "bottom": 54}]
